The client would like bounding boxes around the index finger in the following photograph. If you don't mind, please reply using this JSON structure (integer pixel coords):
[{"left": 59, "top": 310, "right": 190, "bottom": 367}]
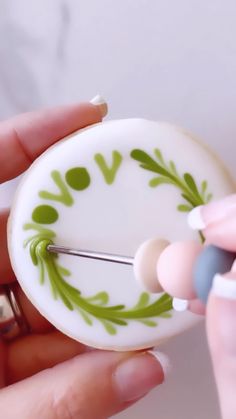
[{"left": 0, "top": 101, "right": 107, "bottom": 183}]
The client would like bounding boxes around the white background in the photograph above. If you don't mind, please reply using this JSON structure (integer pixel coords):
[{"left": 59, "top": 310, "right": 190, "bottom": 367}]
[{"left": 1, "top": 1, "right": 236, "bottom": 418}]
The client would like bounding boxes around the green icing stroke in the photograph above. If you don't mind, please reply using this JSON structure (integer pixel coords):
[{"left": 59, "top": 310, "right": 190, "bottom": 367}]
[
  {"left": 24, "top": 229, "right": 172, "bottom": 335},
  {"left": 32, "top": 205, "right": 58, "bottom": 224},
  {"left": 131, "top": 148, "right": 212, "bottom": 210},
  {"left": 39, "top": 170, "right": 74, "bottom": 206},
  {"left": 130, "top": 148, "right": 212, "bottom": 242},
  {"left": 23, "top": 148, "right": 213, "bottom": 335},
  {"left": 65, "top": 167, "right": 90, "bottom": 191},
  {"left": 94, "top": 151, "right": 123, "bottom": 184}
]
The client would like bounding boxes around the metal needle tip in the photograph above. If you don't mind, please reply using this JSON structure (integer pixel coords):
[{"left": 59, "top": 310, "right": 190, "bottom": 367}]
[{"left": 47, "top": 244, "right": 134, "bottom": 266}]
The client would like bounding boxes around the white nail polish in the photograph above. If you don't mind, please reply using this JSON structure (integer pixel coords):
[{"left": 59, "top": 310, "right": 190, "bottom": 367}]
[
  {"left": 147, "top": 349, "right": 171, "bottom": 377},
  {"left": 172, "top": 298, "right": 189, "bottom": 312},
  {"left": 90, "top": 95, "right": 108, "bottom": 117},
  {"left": 212, "top": 274, "right": 236, "bottom": 300},
  {"left": 90, "top": 94, "right": 106, "bottom": 106},
  {"left": 187, "top": 206, "right": 206, "bottom": 230}
]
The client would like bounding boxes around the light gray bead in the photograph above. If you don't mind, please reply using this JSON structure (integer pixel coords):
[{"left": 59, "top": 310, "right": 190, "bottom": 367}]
[{"left": 193, "top": 245, "right": 235, "bottom": 304}]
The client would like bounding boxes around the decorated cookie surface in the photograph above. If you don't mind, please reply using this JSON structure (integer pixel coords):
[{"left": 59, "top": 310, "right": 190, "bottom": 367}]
[{"left": 8, "top": 119, "right": 235, "bottom": 350}]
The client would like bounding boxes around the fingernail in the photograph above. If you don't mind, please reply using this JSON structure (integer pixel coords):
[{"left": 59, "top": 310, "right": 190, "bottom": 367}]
[
  {"left": 187, "top": 206, "right": 206, "bottom": 230},
  {"left": 148, "top": 349, "right": 172, "bottom": 376},
  {"left": 188, "top": 195, "right": 236, "bottom": 230},
  {"left": 212, "top": 273, "right": 236, "bottom": 300},
  {"left": 90, "top": 94, "right": 108, "bottom": 117},
  {"left": 172, "top": 297, "right": 189, "bottom": 312},
  {"left": 114, "top": 351, "right": 170, "bottom": 402}
]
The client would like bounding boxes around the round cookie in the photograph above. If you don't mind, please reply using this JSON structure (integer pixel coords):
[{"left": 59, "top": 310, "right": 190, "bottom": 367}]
[{"left": 8, "top": 119, "right": 236, "bottom": 351}]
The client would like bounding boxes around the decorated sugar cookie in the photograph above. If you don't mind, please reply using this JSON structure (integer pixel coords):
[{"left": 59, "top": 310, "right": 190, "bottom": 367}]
[{"left": 7, "top": 119, "right": 235, "bottom": 350}]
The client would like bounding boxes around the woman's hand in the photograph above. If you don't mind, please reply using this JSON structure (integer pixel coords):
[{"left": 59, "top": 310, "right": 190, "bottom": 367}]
[
  {"left": 188, "top": 198, "right": 236, "bottom": 419},
  {"left": 0, "top": 101, "right": 166, "bottom": 419},
  {"left": 189, "top": 200, "right": 236, "bottom": 419}
]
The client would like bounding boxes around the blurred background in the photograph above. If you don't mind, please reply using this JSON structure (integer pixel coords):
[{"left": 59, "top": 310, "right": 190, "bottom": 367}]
[{"left": 1, "top": 0, "right": 236, "bottom": 417}]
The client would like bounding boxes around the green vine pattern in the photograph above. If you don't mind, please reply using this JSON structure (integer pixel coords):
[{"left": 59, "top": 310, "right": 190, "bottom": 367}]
[
  {"left": 131, "top": 148, "right": 212, "bottom": 211},
  {"left": 23, "top": 225, "right": 172, "bottom": 335},
  {"left": 130, "top": 148, "right": 212, "bottom": 242},
  {"left": 23, "top": 148, "right": 213, "bottom": 335},
  {"left": 39, "top": 170, "right": 74, "bottom": 206}
]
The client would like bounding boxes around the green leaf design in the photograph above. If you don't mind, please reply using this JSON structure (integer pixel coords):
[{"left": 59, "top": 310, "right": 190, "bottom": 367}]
[
  {"left": 108, "top": 318, "right": 128, "bottom": 326},
  {"left": 24, "top": 147, "right": 214, "bottom": 336},
  {"left": 86, "top": 291, "right": 109, "bottom": 305},
  {"left": 104, "top": 305, "right": 126, "bottom": 311},
  {"left": 23, "top": 223, "right": 56, "bottom": 238},
  {"left": 101, "top": 320, "right": 117, "bottom": 335},
  {"left": 24, "top": 230, "right": 173, "bottom": 335},
  {"left": 134, "top": 292, "right": 150, "bottom": 309},
  {"left": 38, "top": 258, "right": 45, "bottom": 284},
  {"left": 158, "top": 312, "right": 172, "bottom": 318},
  {"left": 169, "top": 161, "right": 178, "bottom": 176},
  {"left": 57, "top": 288, "right": 74, "bottom": 310},
  {"left": 57, "top": 266, "right": 71, "bottom": 276},
  {"left": 78, "top": 309, "right": 93, "bottom": 326},
  {"left": 94, "top": 151, "right": 123, "bottom": 185},
  {"left": 50, "top": 277, "right": 59, "bottom": 300},
  {"left": 131, "top": 150, "right": 170, "bottom": 177},
  {"left": 39, "top": 171, "right": 74, "bottom": 206},
  {"left": 139, "top": 319, "right": 157, "bottom": 327},
  {"left": 154, "top": 149, "right": 165, "bottom": 165},
  {"left": 149, "top": 177, "right": 174, "bottom": 188},
  {"left": 177, "top": 204, "right": 193, "bottom": 212},
  {"left": 201, "top": 180, "right": 208, "bottom": 197},
  {"left": 183, "top": 173, "right": 203, "bottom": 203},
  {"left": 181, "top": 193, "right": 196, "bottom": 207},
  {"left": 130, "top": 148, "right": 213, "bottom": 215}
]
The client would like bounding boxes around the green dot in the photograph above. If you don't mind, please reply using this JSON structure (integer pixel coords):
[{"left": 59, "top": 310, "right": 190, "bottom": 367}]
[
  {"left": 32, "top": 205, "right": 58, "bottom": 224},
  {"left": 65, "top": 167, "right": 90, "bottom": 191}
]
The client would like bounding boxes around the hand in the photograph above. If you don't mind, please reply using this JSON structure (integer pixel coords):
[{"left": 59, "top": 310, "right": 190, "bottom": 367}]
[
  {"left": 179, "top": 197, "right": 236, "bottom": 419},
  {"left": 0, "top": 102, "right": 165, "bottom": 419},
  {"left": 193, "top": 198, "right": 236, "bottom": 419}
]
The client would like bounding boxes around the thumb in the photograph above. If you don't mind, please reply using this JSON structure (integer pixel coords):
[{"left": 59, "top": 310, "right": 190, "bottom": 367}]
[
  {"left": 0, "top": 349, "right": 169, "bottom": 419},
  {"left": 206, "top": 272, "right": 236, "bottom": 419}
]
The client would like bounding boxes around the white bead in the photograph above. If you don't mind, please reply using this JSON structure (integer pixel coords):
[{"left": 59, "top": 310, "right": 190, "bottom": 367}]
[{"left": 133, "top": 238, "right": 170, "bottom": 293}]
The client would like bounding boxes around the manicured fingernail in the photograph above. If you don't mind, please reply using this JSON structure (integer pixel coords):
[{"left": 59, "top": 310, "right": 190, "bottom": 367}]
[
  {"left": 148, "top": 349, "right": 171, "bottom": 376},
  {"left": 187, "top": 206, "right": 206, "bottom": 230},
  {"left": 212, "top": 273, "right": 236, "bottom": 300},
  {"left": 188, "top": 195, "right": 236, "bottom": 230},
  {"left": 172, "top": 298, "right": 189, "bottom": 312},
  {"left": 114, "top": 351, "right": 170, "bottom": 402},
  {"left": 90, "top": 94, "right": 108, "bottom": 117}
]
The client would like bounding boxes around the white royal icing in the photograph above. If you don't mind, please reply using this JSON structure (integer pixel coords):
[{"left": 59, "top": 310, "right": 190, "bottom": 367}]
[{"left": 8, "top": 119, "right": 236, "bottom": 350}]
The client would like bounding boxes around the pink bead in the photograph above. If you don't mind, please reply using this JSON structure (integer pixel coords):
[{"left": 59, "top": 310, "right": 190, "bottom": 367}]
[{"left": 157, "top": 241, "right": 202, "bottom": 299}]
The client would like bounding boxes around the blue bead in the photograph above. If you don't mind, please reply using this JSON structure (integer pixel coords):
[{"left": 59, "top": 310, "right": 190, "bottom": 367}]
[{"left": 193, "top": 245, "right": 235, "bottom": 304}]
